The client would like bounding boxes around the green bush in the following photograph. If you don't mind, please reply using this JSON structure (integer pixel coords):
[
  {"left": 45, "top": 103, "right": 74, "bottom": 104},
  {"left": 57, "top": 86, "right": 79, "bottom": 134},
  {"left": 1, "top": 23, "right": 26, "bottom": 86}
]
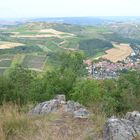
[{"left": 71, "top": 79, "right": 101, "bottom": 106}]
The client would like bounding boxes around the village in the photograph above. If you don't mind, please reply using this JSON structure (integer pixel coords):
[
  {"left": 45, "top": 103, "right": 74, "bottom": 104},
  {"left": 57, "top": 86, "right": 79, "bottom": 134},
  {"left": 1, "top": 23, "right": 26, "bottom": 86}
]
[{"left": 86, "top": 44, "right": 140, "bottom": 79}]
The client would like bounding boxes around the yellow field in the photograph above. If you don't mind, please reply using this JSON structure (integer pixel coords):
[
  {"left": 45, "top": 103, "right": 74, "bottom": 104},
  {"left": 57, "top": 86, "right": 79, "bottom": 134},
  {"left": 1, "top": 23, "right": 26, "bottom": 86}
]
[
  {"left": 0, "top": 41, "right": 24, "bottom": 49},
  {"left": 102, "top": 43, "right": 134, "bottom": 63},
  {"left": 39, "top": 28, "right": 74, "bottom": 36}
]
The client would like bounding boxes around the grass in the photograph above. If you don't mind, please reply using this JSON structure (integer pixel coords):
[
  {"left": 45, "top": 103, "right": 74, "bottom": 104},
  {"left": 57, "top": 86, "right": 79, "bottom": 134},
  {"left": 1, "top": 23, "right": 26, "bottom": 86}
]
[
  {"left": 91, "top": 52, "right": 106, "bottom": 60},
  {"left": 0, "top": 104, "right": 37, "bottom": 140},
  {"left": 135, "top": 136, "right": 140, "bottom": 140},
  {"left": 0, "top": 103, "right": 105, "bottom": 140}
]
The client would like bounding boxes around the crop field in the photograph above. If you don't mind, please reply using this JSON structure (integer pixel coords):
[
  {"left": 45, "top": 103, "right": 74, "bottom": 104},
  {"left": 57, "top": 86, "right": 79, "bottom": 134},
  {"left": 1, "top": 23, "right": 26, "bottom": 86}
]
[
  {"left": 0, "top": 60, "right": 12, "bottom": 67},
  {"left": 0, "top": 41, "right": 24, "bottom": 49},
  {"left": 102, "top": 43, "right": 134, "bottom": 62},
  {"left": 11, "top": 28, "right": 75, "bottom": 39},
  {"left": 22, "top": 55, "right": 47, "bottom": 71},
  {"left": 0, "top": 68, "right": 6, "bottom": 75},
  {"left": 0, "top": 55, "right": 14, "bottom": 60},
  {"left": 0, "top": 55, "right": 14, "bottom": 67}
]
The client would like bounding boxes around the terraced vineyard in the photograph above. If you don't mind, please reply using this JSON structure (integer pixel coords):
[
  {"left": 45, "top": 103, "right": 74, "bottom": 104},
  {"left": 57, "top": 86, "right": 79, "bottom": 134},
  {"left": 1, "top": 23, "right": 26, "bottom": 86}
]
[
  {"left": 0, "top": 68, "right": 6, "bottom": 75},
  {"left": 22, "top": 55, "right": 47, "bottom": 71},
  {"left": 0, "top": 55, "right": 14, "bottom": 75},
  {"left": 0, "top": 59, "right": 12, "bottom": 67}
]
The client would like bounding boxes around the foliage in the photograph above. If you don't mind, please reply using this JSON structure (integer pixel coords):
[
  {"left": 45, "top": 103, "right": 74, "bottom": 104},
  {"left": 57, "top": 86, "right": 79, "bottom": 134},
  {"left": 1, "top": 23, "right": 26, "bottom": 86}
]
[
  {"left": 0, "top": 52, "right": 140, "bottom": 117},
  {"left": 79, "top": 39, "right": 113, "bottom": 57},
  {"left": 71, "top": 79, "right": 101, "bottom": 106}
]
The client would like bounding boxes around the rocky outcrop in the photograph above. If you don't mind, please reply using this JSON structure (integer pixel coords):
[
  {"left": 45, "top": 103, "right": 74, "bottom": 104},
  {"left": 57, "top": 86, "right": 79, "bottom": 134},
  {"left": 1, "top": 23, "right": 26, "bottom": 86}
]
[
  {"left": 31, "top": 95, "right": 90, "bottom": 119},
  {"left": 103, "top": 111, "right": 140, "bottom": 140}
]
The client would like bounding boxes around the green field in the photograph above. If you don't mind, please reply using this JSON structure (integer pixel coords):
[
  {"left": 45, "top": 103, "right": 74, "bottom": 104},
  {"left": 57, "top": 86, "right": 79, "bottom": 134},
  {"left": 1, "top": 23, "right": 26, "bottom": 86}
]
[
  {"left": 22, "top": 55, "right": 47, "bottom": 71},
  {"left": 1, "top": 21, "right": 140, "bottom": 73},
  {"left": 0, "top": 68, "right": 6, "bottom": 75},
  {"left": 0, "top": 60, "right": 12, "bottom": 67},
  {"left": 0, "top": 55, "right": 14, "bottom": 68}
]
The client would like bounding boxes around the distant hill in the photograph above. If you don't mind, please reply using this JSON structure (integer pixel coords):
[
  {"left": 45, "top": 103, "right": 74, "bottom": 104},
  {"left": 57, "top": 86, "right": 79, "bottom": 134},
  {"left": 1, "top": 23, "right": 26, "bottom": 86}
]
[
  {"left": 31, "top": 17, "right": 110, "bottom": 26},
  {"left": 31, "top": 17, "right": 140, "bottom": 26}
]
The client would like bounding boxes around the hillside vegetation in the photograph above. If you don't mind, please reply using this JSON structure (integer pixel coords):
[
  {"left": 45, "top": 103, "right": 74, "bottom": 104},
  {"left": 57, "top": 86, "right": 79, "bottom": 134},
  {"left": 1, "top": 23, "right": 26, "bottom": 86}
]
[
  {"left": 0, "top": 52, "right": 140, "bottom": 140},
  {"left": 79, "top": 39, "right": 113, "bottom": 57}
]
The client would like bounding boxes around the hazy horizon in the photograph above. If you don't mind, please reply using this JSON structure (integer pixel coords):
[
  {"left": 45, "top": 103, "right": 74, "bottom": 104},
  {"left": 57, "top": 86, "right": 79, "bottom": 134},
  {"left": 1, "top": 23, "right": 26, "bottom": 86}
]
[{"left": 0, "top": 0, "right": 140, "bottom": 19}]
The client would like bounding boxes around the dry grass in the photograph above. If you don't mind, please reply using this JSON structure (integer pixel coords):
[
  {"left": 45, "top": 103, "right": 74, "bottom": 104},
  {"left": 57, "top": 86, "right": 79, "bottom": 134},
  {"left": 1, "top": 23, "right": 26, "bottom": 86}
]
[
  {"left": 0, "top": 41, "right": 24, "bottom": 49},
  {"left": 134, "top": 136, "right": 140, "bottom": 140},
  {"left": 102, "top": 43, "right": 134, "bottom": 62},
  {"left": 0, "top": 104, "right": 103, "bottom": 140}
]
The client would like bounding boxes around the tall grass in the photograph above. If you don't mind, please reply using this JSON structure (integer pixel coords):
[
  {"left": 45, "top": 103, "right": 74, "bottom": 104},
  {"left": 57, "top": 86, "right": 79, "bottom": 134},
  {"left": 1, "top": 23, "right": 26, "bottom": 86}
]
[
  {"left": 0, "top": 103, "right": 105, "bottom": 140},
  {"left": 0, "top": 104, "right": 39, "bottom": 140}
]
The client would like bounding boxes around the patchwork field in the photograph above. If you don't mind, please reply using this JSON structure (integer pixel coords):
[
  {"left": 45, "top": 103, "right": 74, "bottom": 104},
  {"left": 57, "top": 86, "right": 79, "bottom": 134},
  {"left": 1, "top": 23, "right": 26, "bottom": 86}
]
[
  {"left": 11, "top": 28, "right": 74, "bottom": 39},
  {"left": 22, "top": 55, "right": 47, "bottom": 71},
  {"left": 39, "top": 28, "right": 74, "bottom": 36},
  {"left": 0, "top": 41, "right": 24, "bottom": 49},
  {"left": 0, "top": 55, "right": 14, "bottom": 67},
  {"left": 0, "top": 68, "right": 6, "bottom": 75},
  {"left": 0, "top": 60, "right": 12, "bottom": 67},
  {"left": 0, "top": 55, "right": 14, "bottom": 75},
  {"left": 102, "top": 43, "right": 134, "bottom": 63}
]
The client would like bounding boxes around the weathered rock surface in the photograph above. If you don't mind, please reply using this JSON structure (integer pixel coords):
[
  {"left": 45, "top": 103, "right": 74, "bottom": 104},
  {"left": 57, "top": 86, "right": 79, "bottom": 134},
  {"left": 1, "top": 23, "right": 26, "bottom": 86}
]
[
  {"left": 31, "top": 95, "right": 90, "bottom": 119},
  {"left": 103, "top": 111, "right": 140, "bottom": 140}
]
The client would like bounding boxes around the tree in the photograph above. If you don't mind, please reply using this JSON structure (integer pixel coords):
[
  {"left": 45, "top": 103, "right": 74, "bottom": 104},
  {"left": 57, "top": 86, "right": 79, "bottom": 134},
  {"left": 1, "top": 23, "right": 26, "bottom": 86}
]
[
  {"left": 8, "top": 65, "right": 35, "bottom": 105},
  {"left": 71, "top": 79, "right": 101, "bottom": 107}
]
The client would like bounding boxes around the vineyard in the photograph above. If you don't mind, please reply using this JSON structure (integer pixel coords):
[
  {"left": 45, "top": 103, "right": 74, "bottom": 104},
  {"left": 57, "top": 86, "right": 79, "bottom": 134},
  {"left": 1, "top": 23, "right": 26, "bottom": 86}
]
[{"left": 22, "top": 55, "right": 47, "bottom": 71}]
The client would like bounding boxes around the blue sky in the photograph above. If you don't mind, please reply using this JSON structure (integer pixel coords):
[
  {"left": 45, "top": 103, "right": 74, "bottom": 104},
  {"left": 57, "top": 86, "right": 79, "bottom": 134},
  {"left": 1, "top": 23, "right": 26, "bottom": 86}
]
[{"left": 0, "top": 0, "right": 140, "bottom": 18}]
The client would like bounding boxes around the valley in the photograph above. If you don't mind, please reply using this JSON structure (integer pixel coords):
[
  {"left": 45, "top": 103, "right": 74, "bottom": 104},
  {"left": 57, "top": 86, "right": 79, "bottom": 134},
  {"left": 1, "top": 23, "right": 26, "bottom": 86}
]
[{"left": 1, "top": 21, "right": 140, "bottom": 76}]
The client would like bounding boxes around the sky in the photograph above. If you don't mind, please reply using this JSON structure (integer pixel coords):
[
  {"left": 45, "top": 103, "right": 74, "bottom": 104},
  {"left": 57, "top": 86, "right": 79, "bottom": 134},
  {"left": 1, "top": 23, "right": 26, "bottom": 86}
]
[{"left": 0, "top": 0, "right": 140, "bottom": 19}]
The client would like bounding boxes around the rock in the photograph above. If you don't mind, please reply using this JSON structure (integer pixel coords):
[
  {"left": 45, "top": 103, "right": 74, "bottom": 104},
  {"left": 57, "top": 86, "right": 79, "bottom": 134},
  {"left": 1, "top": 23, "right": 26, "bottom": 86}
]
[
  {"left": 103, "top": 111, "right": 140, "bottom": 140},
  {"left": 55, "top": 95, "right": 66, "bottom": 102},
  {"left": 31, "top": 99, "right": 60, "bottom": 115},
  {"left": 74, "top": 108, "right": 90, "bottom": 119},
  {"left": 31, "top": 94, "right": 90, "bottom": 119},
  {"left": 65, "top": 100, "right": 82, "bottom": 113},
  {"left": 125, "top": 111, "right": 140, "bottom": 126}
]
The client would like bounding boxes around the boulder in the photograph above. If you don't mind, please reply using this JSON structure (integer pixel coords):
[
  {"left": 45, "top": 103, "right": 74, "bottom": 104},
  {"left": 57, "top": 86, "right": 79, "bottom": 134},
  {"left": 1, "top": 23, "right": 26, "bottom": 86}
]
[
  {"left": 54, "top": 94, "right": 66, "bottom": 103},
  {"left": 31, "top": 100, "right": 60, "bottom": 115},
  {"left": 31, "top": 95, "right": 90, "bottom": 119},
  {"left": 125, "top": 111, "right": 140, "bottom": 126},
  {"left": 103, "top": 111, "right": 140, "bottom": 140},
  {"left": 74, "top": 108, "right": 90, "bottom": 119},
  {"left": 65, "top": 100, "right": 82, "bottom": 113}
]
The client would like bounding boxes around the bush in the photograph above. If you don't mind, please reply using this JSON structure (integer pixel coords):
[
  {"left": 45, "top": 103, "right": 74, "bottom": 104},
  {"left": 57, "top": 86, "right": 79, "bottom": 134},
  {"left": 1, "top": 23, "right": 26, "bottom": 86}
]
[{"left": 71, "top": 79, "right": 102, "bottom": 107}]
